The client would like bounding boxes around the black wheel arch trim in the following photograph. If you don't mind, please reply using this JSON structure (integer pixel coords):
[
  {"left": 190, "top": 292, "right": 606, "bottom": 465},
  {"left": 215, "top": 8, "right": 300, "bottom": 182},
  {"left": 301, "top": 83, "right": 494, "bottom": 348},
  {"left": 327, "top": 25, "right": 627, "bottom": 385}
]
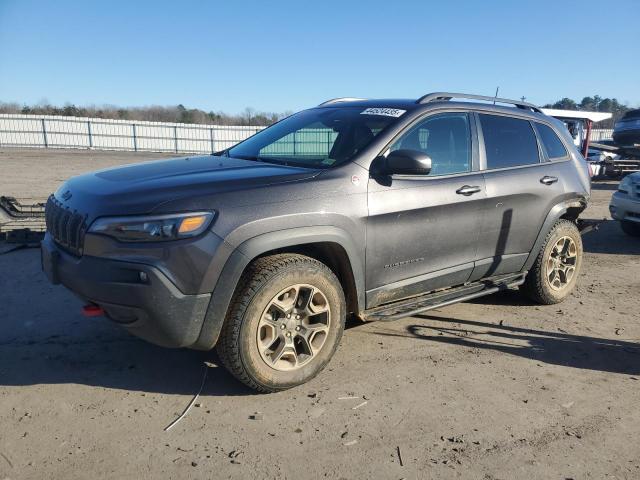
[
  {"left": 521, "top": 198, "right": 586, "bottom": 272},
  {"left": 192, "top": 226, "right": 365, "bottom": 350}
]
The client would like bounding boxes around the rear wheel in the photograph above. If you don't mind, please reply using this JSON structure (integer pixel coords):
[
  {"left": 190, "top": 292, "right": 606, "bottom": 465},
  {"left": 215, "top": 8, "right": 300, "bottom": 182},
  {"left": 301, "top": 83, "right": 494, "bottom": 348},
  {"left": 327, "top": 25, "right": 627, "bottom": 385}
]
[
  {"left": 217, "top": 254, "right": 345, "bottom": 393},
  {"left": 620, "top": 220, "right": 640, "bottom": 237},
  {"left": 521, "top": 220, "right": 583, "bottom": 305}
]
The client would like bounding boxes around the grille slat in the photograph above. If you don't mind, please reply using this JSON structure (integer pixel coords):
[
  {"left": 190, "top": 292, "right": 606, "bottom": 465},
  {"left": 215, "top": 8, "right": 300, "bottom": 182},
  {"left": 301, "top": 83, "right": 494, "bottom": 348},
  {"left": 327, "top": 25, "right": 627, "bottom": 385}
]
[{"left": 45, "top": 195, "right": 87, "bottom": 256}]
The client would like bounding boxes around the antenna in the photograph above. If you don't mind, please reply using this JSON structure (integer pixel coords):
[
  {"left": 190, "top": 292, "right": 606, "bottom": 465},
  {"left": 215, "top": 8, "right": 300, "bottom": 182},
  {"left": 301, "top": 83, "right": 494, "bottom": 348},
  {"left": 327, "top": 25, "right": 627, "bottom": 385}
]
[{"left": 493, "top": 87, "right": 499, "bottom": 105}]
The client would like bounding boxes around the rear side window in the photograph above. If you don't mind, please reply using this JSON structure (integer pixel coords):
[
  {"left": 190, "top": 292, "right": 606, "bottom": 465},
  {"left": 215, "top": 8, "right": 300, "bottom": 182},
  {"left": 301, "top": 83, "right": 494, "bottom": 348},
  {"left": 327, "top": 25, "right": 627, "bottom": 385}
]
[
  {"left": 479, "top": 114, "right": 540, "bottom": 169},
  {"left": 535, "top": 122, "right": 568, "bottom": 160}
]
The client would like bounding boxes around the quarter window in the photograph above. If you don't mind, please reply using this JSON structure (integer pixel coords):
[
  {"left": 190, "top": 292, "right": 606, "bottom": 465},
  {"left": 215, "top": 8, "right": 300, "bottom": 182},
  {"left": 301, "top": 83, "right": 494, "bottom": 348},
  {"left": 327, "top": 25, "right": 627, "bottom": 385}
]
[
  {"left": 479, "top": 114, "right": 540, "bottom": 169},
  {"left": 535, "top": 122, "right": 568, "bottom": 160},
  {"left": 389, "top": 113, "right": 471, "bottom": 176}
]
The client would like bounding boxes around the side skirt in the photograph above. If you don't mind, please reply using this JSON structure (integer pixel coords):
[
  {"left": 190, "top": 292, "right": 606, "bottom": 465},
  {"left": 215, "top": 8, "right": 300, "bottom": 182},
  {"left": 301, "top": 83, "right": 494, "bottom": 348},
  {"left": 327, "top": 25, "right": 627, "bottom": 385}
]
[{"left": 362, "top": 272, "right": 527, "bottom": 322}]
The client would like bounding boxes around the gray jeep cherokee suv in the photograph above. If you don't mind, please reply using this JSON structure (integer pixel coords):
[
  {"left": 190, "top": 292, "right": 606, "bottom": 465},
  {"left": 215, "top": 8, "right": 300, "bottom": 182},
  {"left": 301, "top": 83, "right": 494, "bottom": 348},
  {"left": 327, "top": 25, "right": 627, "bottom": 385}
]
[{"left": 42, "top": 92, "right": 591, "bottom": 392}]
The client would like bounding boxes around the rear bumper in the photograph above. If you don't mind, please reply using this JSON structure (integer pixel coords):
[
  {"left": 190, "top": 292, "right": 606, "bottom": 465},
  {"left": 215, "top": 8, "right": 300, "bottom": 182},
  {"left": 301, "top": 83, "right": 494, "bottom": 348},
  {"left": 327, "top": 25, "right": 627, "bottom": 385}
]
[
  {"left": 609, "top": 192, "right": 640, "bottom": 223},
  {"left": 41, "top": 234, "right": 211, "bottom": 348}
]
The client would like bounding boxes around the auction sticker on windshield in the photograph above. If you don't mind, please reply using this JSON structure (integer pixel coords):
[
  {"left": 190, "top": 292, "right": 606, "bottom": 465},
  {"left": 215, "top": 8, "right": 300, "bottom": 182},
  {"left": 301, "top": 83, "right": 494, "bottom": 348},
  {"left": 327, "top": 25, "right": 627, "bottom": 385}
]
[{"left": 360, "top": 107, "right": 406, "bottom": 117}]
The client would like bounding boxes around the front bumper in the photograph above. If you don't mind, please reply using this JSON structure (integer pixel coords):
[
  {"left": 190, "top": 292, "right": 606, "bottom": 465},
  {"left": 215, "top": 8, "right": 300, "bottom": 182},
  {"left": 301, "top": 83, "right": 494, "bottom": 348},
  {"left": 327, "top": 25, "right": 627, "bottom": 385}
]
[
  {"left": 609, "top": 191, "right": 640, "bottom": 223},
  {"left": 41, "top": 234, "right": 211, "bottom": 348}
]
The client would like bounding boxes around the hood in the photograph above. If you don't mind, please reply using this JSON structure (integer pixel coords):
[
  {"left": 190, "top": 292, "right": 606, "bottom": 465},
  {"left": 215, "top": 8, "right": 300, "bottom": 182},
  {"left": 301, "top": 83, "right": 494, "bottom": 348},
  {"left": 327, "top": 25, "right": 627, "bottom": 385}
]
[{"left": 55, "top": 155, "right": 319, "bottom": 218}]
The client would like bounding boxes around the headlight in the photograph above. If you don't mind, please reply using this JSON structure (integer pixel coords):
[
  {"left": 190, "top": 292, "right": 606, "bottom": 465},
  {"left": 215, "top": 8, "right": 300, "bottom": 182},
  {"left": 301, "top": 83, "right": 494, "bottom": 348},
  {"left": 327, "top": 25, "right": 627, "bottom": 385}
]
[
  {"left": 618, "top": 176, "right": 632, "bottom": 194},
  {"left": 89, "top": 212, "right": 215, "bottom": 242}
]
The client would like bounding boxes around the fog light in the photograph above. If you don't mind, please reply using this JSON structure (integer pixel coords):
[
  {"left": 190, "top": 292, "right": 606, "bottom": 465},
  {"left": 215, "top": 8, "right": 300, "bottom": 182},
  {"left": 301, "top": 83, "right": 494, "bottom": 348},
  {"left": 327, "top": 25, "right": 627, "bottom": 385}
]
[{"left": 139, "top": 271, "right": 149, "bottom": 283}]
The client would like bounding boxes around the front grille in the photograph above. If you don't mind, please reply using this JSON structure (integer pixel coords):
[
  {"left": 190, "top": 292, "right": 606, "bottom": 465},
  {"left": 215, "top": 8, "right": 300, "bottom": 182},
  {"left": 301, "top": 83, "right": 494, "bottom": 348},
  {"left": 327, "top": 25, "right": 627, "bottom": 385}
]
[{"left": 45, "top": 195, "right": 88, "bottom": 256}]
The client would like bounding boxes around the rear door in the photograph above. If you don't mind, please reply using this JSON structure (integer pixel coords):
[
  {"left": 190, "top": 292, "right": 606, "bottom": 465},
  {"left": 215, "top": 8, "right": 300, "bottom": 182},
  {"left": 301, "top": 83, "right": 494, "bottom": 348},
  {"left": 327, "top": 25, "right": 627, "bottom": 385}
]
[
  {"left": 366, "top": 111, "right": 485, "bottom": 307},
  {"left": 470, "top": 113, "right": 565, "bottom": 280}
]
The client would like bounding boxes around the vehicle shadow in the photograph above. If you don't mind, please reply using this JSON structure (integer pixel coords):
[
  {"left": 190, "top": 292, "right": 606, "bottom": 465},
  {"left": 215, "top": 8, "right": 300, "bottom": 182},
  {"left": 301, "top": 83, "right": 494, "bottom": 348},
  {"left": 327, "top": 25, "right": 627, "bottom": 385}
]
[
  {"left": 0, "top": 332, "right": 255, "bottom": 396},
  {"left": 582, "top": 219, "right": 640, "bottom": 255},
  {"left": 590, "top": 181, "right": 619, "bottom": 191},
  {"left": 372, "top": 313, "right": 640, "bottom": 375}
]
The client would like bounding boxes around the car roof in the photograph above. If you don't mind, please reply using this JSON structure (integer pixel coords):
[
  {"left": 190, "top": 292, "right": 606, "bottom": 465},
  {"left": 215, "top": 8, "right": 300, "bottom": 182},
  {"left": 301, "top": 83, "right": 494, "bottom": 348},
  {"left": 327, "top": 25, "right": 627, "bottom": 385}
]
[{"left": 316, "top": 97, "right": 550, "bottom": 122}]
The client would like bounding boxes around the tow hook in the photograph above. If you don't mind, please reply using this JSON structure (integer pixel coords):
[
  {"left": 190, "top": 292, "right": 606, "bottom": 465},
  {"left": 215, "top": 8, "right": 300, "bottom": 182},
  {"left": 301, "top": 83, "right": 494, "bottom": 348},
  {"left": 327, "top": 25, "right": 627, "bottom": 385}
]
[{"left": 82, "top": 304, "right": 104, "bottom": 317}]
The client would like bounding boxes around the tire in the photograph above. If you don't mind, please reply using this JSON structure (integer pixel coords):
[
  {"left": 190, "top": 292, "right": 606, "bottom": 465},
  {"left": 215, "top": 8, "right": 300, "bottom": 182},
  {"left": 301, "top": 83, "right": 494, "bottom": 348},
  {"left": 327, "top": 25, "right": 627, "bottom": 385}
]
[
  {"left": 620, "top": 220, "right": 640, "bottom": 237},
  {"left": 520, "top": 219, "right": 583, "bottom": 305},
  {"left": 216, "top": 253, "right": 346, "bottom": 393}
]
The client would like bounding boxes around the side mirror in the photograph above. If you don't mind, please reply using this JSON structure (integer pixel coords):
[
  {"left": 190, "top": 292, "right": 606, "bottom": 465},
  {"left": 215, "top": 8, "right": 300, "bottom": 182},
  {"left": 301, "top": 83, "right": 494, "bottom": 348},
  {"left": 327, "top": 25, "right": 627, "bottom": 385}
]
[{"left": 384, "top": 149, "right": 432, "bottom": 175}]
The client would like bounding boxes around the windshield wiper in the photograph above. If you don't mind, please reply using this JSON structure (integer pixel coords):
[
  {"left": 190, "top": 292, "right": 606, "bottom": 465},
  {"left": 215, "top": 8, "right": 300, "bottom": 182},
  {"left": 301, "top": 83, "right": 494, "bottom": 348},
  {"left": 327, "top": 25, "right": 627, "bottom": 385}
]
[{"left": 229, "top": 154, "right": 267, "bottom": 162}]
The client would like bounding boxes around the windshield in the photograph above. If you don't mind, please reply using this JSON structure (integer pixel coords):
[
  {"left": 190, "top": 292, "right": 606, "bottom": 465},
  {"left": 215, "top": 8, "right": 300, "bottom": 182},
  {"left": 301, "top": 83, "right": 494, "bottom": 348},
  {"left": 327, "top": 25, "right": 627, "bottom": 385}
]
[{"left": 226, "top": 107, "right": 403, "bottom": 168}]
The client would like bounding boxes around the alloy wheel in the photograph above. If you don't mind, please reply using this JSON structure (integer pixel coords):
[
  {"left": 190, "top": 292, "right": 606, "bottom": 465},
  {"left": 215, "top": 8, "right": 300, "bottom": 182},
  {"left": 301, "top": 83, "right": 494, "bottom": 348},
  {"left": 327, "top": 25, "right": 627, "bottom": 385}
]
[
  {"left": 546, "top": 236, "right": 578, "bottom": 291},
  {"left": 256, "top": 284, "right": 331, "bottom": 371}
]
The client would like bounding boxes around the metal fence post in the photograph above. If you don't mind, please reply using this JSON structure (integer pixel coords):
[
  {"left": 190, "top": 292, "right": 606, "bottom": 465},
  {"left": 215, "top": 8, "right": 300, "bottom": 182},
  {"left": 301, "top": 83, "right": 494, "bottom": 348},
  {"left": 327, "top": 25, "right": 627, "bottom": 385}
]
[
  {"left": 132, "top": 124, "right": 138, "bottom": 151},
  {"left": 87, "top": 121, "right": 93, "bottom": 148},
  {"left": 174, "top": 126, "right": 178, "bottom": 153},
  {"left": 210, "top": 128, "right": 215, "bottom": 154},
  {"left": 41, "top": 118, "right": 48, "bottom": 148}
]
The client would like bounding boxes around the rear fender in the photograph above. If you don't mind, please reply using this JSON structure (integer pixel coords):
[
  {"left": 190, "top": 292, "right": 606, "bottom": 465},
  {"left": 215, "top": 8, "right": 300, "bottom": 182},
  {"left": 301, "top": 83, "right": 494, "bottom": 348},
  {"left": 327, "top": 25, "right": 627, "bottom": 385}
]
[{"left": 521, "top": 198, "right": 586, "bottom": 272}]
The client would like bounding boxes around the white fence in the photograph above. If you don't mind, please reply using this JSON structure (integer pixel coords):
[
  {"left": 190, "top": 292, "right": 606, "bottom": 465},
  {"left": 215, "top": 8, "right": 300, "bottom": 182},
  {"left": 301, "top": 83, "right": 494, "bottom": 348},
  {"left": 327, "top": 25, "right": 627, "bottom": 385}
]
[
  {"left": 0, "top": 113, "right": 617, "bottom": 155},
  {"left": 0, "top": 114, "right": 264, "bottom": 154}
]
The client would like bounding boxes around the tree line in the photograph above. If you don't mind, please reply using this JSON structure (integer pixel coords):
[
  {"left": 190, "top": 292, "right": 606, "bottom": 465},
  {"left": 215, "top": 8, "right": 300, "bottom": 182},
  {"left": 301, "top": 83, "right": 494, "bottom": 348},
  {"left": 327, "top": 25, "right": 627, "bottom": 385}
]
[
  {"left": 0, "top": 95, "right": 633, "bottom": 129},
  {"left": 0, "top": 101, "right": 290, "bottom": 126},
  {"left": 543, "top": 96, "right": 630, "bottom": 128}
]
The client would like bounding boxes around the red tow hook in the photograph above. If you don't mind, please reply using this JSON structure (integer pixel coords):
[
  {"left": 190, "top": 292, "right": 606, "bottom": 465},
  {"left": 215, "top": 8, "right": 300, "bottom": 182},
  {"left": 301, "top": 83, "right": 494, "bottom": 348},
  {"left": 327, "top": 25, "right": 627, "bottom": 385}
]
[{"left": 82, "top": 304, "right": 104, "bottom": 317}]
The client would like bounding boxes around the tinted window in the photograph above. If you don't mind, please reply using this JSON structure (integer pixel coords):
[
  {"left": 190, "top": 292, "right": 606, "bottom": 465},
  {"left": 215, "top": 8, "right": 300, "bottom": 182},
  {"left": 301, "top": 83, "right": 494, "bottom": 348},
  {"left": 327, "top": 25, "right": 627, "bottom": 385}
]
[
  {"left": 479, "top": 114, "right": 540, "bottom": 169},
  {"left": 390, "top": 113, "right": 471, "bottom": 176},
  {"left": 535, "top": 122, "right": 568, "bottom": 160}
]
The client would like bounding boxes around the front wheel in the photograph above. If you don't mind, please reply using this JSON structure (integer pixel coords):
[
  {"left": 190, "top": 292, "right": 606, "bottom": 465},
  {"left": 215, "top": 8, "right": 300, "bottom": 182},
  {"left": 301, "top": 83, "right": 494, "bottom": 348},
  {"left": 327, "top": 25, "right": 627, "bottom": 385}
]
[
  {"left": 521, "top": 220, "right": 583, "bottom": 305},
  {"left": 217, "top": 254, "right": 345, "bottom": 393}
]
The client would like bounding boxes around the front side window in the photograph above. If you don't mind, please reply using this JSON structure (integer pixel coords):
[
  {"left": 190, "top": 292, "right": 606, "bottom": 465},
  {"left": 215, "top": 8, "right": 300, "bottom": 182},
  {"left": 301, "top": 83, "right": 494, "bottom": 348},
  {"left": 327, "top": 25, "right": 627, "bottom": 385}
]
[
  {"left": 389, "top": 112, "right": 471, "bottom": 176},
  {"left": 534, "top": 122, "right": 568, "bottom": 160},
  {"left": 479, "top": 114, "right": 540, "bottom": 169},
  {"left": 227, "top": 107, "right": 400, "bottom": 168}
]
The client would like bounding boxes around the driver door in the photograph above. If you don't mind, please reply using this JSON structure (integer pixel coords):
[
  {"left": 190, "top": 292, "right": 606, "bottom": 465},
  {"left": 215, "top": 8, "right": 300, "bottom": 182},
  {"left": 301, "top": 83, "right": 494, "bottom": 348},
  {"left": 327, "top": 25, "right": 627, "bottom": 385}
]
[{"left": 365, "top": 112, "right": 485, "bottom": 307}]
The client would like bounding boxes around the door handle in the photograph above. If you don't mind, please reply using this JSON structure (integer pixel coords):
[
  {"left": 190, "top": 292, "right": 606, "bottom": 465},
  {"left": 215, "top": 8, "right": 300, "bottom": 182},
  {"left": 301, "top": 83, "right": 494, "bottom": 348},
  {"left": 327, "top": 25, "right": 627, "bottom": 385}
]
[
  {"left": 540, "top": 176, "right": 558, "bottom": 185},
  {"left": 456, "top": 185, "right": 482, "bottom": 196}
]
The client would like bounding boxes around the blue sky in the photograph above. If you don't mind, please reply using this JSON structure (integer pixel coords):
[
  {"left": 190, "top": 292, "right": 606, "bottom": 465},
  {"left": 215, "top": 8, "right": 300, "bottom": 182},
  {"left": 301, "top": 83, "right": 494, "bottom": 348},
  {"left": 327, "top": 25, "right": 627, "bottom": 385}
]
[{"left": 0, "top": 0, "right": 637, "bottom": 113}]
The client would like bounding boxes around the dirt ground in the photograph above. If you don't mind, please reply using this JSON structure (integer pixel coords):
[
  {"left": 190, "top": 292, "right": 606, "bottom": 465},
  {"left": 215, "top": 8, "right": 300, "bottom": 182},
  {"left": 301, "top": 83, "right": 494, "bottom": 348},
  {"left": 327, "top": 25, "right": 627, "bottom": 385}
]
[{"left": 1, "top": 148, "right": 639, "bottom": 480}]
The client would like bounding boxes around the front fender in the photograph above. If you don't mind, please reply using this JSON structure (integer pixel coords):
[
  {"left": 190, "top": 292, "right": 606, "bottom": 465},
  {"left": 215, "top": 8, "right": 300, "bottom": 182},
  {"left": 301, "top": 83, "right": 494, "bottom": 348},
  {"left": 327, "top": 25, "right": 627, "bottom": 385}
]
[{"left": 192, "top": 226, "right": 365, "bottom": 350}]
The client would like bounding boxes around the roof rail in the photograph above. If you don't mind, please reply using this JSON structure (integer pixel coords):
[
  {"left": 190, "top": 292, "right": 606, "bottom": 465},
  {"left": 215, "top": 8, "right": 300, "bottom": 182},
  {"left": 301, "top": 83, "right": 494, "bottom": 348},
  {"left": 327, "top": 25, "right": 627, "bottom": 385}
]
[
  {"left": 318, "top": 97, "right": 367, "bottom": 107},
  {"left": 416, "top": 92, "right": 542, "bottom": 113}
]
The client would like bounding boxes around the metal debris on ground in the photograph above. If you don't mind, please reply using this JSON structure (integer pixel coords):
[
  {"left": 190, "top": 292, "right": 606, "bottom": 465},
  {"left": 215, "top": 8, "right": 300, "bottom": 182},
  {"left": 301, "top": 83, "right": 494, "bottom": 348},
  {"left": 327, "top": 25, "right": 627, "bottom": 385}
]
[
  {"left": 352, "top": 401, "right": 368, "bottom": 410},
  {"left": 0, "top": 196, "right": 46, "bottom": 235},
  {"left": 396, "top": 446, "right": 404, "bottom": 467},
  {"left": 164, "top": 364, "right": 210, "bottom": 432}
]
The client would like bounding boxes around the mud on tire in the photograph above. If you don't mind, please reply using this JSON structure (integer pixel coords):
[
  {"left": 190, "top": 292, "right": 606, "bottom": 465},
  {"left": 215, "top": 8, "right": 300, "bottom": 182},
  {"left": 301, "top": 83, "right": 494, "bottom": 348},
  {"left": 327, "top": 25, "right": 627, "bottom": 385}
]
[
  {"left": 216, "top": 253, "right": 346, "bottom": 393},
  {"left": 521, "top": 219, "right": 583, "bottom": 305}
]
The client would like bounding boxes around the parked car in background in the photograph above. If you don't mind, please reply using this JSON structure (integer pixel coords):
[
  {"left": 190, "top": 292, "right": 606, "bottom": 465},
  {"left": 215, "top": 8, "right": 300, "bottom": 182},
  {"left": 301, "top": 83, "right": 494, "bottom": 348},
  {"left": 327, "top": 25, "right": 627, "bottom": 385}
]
[
  {"left": 610, "top": 172, "right": 640, "bottom": 237},
  {"left": 42, "top": 92, "right": 591, "bottom": 392},
  {"left": 613, "top": 109, "right": 640, "bottom": 146}
]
